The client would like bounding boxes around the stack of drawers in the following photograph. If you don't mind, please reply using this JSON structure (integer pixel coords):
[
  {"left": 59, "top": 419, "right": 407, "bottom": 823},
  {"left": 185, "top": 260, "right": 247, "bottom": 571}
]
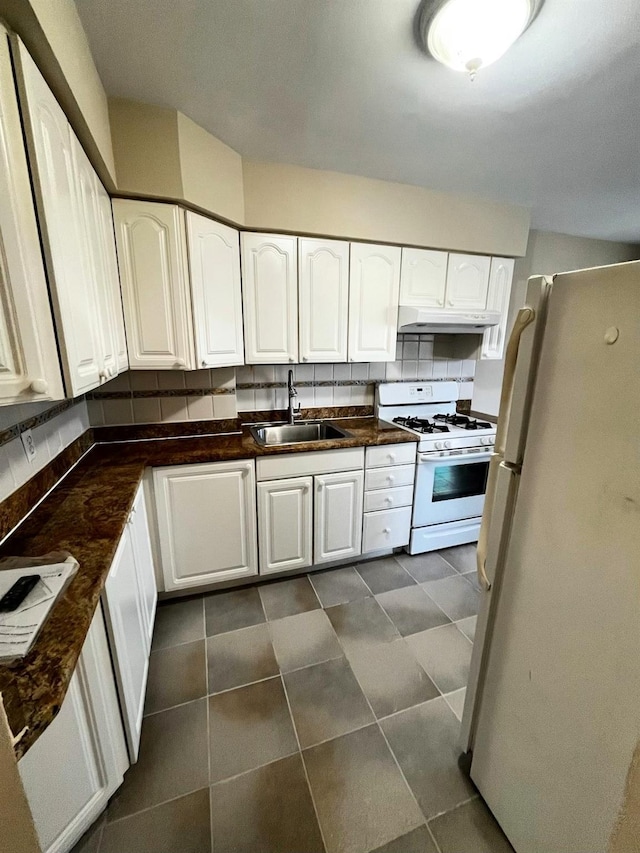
[{"left": 362, "top": 443, "right": 417, "bottom": 554}]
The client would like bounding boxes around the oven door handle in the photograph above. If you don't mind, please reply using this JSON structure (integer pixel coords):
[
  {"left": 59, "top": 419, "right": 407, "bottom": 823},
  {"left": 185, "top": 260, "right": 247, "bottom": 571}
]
[{"left": 418, "top": 450, "right": 493, "bottom": 463}]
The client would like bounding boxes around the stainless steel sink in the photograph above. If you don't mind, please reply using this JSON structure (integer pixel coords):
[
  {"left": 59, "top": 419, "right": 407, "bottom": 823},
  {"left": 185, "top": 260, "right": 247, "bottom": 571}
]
[{"left": 249, "top": 421, "right": 353, "bottom": 446}]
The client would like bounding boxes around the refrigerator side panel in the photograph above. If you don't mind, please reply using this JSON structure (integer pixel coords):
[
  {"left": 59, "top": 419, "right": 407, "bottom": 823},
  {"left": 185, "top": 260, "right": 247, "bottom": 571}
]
[{"left": 469, "top": 261, "right": 640, "bottom": 853}]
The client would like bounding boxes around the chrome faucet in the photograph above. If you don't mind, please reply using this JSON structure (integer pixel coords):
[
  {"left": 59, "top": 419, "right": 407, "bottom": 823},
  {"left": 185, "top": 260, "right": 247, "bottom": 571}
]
[{"left": 287, "top": 369, "right": 301, "bottom": 424}]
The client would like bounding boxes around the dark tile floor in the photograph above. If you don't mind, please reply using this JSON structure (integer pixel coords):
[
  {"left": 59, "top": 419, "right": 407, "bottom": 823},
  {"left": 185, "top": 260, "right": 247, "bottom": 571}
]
[{"left": 74, "top": 543, "right": 514, "bottom": 853}]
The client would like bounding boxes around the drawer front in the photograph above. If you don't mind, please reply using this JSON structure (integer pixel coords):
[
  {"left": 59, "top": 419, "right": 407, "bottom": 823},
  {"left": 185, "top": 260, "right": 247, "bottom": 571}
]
[
  {"left": 366, "top": 443, "right": 416, "bottom": 469},
  {"left": 365, "top": 464, "right": 415, "bottom": 491},
  {"left": 362, "top": 506, "right": 412, "bottom": 553},
  {"left": 364, "top": 485, "right": 414, "bottom": 513},
  {"left": 257, "top": 447, "right": 364, "bottom": 481}
]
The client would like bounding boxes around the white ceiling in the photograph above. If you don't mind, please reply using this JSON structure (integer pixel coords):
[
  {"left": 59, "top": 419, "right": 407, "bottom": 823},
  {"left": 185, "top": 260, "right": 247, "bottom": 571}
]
[{"left": 75, "top": 0, "right": 640, "bottom": 241}]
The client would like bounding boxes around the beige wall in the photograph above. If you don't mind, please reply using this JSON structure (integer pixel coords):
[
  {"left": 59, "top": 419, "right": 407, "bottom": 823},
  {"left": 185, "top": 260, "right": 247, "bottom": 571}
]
[
  {"left": 1, "top": 0, "right": 116, "bottom": 184},
  {"left": 108, "top": 99, "right": 530, "bottom": 255},
  {"left": 472, "top": 230, "right": 640, "bottom": 418},
  {"left": 177, "top": 113, "right": 244, "bottom": 223},
  {"left": 108, "top": 99, "right": 182, "bottom": 199},
  {"left": 243, "top": 160, "right": 530, "bottom": 257},
  {"left": 0, "top": 697, "right": 40, "bottom": 853}
]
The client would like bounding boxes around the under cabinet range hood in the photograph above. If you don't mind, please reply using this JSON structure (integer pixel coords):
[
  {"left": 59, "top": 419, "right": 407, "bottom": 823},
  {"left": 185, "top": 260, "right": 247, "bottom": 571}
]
[{"left": 397, "top": 306, "right": 501, "bottom": 334}]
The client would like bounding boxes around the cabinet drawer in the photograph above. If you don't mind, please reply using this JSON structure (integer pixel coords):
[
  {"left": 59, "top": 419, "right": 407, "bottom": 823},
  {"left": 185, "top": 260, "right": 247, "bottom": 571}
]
[
  {"left": 364, "top": 485, "right": 414, "bottom": 513},
  {"left": 366, "top": 443, "right": 416, "bottom": 469},
  {"left": 365, "top": 464, "right": 415, "bottom": 491},
  {"left": 257, "top": 447, "right": 364, "bottom": 481},
  {"left": 363, "top": 506, "right": 412, "bottom": 553}
]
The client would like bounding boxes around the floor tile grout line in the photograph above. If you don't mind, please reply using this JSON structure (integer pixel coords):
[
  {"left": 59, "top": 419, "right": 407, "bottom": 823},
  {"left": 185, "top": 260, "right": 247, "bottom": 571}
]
[
  {"left": 209, "top": 746, "right": 300, "bottom": 790},
  {"left": 203, "top": 595, "right": 213, "bottom": 853},
  {"left": 278, "top": 671, "right": 330, "bottom": 853},
  {"left": 105, "top": 783, "right": 213, "bottom": 827},
  {"left": 426, "top": 792, "right": 481, "bottom": 826}
]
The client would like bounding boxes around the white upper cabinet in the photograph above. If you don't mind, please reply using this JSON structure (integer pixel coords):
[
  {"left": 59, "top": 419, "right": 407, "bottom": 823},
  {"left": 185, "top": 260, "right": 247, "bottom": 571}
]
[
  {"left": 399, "top": 248, "right": 448, "bottom": 308},
  {"left": 482, "top": 256, "right": 515, "bottom": 360},
  {"left": 298, "top": 238, "right": 349, "bottom": 363},
  {"left": 153, "top": 460, "right": 258, "bottom": 591},
  {"left": 257, "top": 476, "right": 313, "bottom": 575},
  {"left": 0, "top": 31, "right": 63, "bottom": 406},
  {"left": 97, "top": 185, "right": 128, "bottom": 373},
  {"left": 241, "top": 232, "right": 298, "bottom": 363},
  {"left": 70, "top": 135, "right": 118, "bottom": 383},
  {"left": 113, "top": 200, "right": 195, "bottom": 370},
  {"left": 186, "top": 211, "right": 244, "bottom": 368},
  {"left": 445, "top": 253, "right": 491, "bottom": 310},
  {"left": 348, "top": 243, "right": 401, "bottom": 362},
  {"left": 15, "top": 38, "right": 104, "bottom": 396}
]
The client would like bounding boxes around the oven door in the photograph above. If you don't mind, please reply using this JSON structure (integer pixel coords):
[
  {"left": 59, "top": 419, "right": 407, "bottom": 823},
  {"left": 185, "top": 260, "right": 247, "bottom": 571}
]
[{"left": 413, "top": 450, "right": 491, "bottom": 527}]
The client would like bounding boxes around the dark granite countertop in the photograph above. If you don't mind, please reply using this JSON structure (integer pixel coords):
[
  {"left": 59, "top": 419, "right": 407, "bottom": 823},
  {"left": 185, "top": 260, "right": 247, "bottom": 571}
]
[{"left": 0, "top": 417, "right": 415, "bottom": 757}]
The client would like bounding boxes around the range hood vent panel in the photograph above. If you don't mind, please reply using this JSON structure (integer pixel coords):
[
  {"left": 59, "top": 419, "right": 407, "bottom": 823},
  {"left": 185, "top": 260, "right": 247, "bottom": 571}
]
[{"left": 397, "top": 306, "right": 501, "bottom": 334}]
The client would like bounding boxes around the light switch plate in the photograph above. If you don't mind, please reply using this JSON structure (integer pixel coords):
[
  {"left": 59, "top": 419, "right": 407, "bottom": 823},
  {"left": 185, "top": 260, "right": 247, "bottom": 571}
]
[{"left": 20, "top": 429, "right": 37, "bottom": 463}]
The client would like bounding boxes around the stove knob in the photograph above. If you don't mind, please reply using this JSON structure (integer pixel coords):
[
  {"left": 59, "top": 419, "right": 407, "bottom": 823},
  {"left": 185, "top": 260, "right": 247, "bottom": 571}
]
[
  {"left": 435, "top": 441, "right": 443, "bottom": 450},
  {"left": 444, "top": 440, "right": 452, "bottom": 449},
  {"left": 481, "top": 437, "right": 492, "bottom": 446}
]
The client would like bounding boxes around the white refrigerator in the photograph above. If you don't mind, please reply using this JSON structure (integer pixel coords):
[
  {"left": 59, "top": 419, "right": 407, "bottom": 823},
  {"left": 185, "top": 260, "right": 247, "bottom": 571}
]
[{"left": 461, "top": 261, "right": 640, "bottom": 853}]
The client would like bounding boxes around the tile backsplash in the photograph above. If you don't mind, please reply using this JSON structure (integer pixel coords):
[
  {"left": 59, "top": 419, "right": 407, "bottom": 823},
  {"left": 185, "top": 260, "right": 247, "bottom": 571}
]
[
  {"left": 87, "top": 334, "right": 474, "bottom": 425},
  {"left": 0, "top": 400, "right": 89, "bottom": 504}
]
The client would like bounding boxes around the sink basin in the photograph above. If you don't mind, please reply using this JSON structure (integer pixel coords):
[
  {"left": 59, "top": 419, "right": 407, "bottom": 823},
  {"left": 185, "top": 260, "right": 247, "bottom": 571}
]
[{"left": 249, "top": 422, "right": 353, "bottom": 446}]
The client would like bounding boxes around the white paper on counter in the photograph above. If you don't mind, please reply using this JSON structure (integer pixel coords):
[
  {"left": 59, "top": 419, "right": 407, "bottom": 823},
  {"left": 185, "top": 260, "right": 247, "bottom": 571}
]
[{"left": 0, "top": 559, "right": 78, "bottom": 662}]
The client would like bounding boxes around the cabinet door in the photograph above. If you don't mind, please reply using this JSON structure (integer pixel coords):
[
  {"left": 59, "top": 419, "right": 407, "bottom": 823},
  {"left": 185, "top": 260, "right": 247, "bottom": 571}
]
[
  {"left": 186, "top": 211, "right": 244, "bottom": 368},
  {"left": 19, "top": 608, "right": 128, "bottom": 853},
  {"left": 113, "top": 199, "right": 195, "bottom": 370},
  {"left": 15, "top": 39, "right": 102, "bottom": 396},
  {"left": 241, "top": 232, "right": 298, "bottom": 363},
  {"left": 445, "top": 253, "right": 491, "bottom": 310},
  {"left": 299, "top": 238, "right": 349, "bottom": 363},
  {"left": 481, "top": 256, "right": 515, "bottom": 360},
  {"left": 153, "top": 460, "right": 258, "bottom": 590},
  {"left": 399, "top": 248, "right": 448, "bottom": 308},
  {"left": 103, "top": 523, "right": 149, "bottom": 762},
  {"left": 257, "top": 477, "right": 313, "bottom": 575},
  {"left": 0, "top": 31, "right": 63, "bottom": 405},
  {"left": 348, "top": 243, "right": 401, "bottom": 362},
  {"left": 130, "top": 484, "right": 158, "bottom": 649},
  {"left": 314, "top": 470, "right": 364, "bottom": 565},
  {"left": 97, "top": 185, "right": 128, "bottom": 372},
  {"left": 70, "top": 135, "right": 117, "bottom": 382}
]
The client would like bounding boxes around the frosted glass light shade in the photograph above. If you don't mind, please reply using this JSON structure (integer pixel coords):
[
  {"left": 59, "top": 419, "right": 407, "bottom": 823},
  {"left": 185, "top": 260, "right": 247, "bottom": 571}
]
[{"left": 425, "top": 0, "right": 537, "bottom": 75}]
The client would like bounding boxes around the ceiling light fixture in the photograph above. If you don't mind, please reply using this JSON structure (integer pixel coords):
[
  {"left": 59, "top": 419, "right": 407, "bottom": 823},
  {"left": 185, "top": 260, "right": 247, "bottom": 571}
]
[{"left": 420, "top": 0, "right": 543, "bottom": 80}]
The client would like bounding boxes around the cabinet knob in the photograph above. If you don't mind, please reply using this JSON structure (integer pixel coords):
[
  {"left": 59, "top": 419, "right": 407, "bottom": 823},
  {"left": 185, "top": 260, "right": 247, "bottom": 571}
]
[
  {"left": 447, "top": 299, "right": 454, "bottom": 306},
  {"left": 173, "top": 360, "right": 186, "bottom": 369},
  {"left": 387, "top": 453, "right": 396, "bottom": 462},
  {"left": 437, "top": 299, "right": 444, "bottom": 306},
  {"left": 99, "top": 370, "right": 108, "bottom": 381},
  {"left": 387, "top": 475, "right": 395, "bottom": 483},
  {"left": 385, "top": 497, "right": 393, "bottom": 504},
  {"left": 383, "top": 528, "right": 391, "bottom": 535},
  {"left": 29, "top": 378, "right": 48, "bottom": 394},
  {"left": 201, "top": 360, "right": 208, "bottom": 368},
  {"left": 302, "top": 356, "right": 307, "bottom": 362}
]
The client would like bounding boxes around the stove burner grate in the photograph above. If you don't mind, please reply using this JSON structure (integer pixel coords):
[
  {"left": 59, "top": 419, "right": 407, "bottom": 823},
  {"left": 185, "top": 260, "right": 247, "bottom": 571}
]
[
  {"left": 433, "top": 413, "right": 492, "bottom": 430},
  {"left": 392, "top": 416, "right": 450, "bottom": 434}
]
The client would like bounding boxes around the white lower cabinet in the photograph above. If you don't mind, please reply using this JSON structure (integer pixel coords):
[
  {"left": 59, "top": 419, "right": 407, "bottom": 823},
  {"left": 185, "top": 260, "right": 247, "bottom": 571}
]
[
  {"left": 363, "top": 443, "right": 416, "bottom": 554},
  {"left": 19, "top": 608, "right": 128, "bottom": 853},
  {"left": 314, "top": 470, "right": 364, "bottom": 565},
  {"left": 153, "top": 460, "right": 258, "bottom": 590},
  {"left": 257, "top": 476, "right": 313, "bottom": 575},
  {"left": 363, "top": 506, "right": 413, "bottom": 552},
  {"left": 102, "top": 484, "right": 157, "bottom": 763}
]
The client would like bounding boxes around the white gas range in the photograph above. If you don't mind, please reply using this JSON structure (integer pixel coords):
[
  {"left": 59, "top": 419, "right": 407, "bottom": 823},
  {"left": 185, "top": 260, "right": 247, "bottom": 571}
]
[{"left": 377, "top": 382, "right": 496, "bottom": 554}]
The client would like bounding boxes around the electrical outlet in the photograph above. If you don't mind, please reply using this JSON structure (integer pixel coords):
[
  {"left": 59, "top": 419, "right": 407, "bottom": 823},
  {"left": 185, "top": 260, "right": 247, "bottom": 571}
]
[{"left": 20, "top": 429, "right": 37, "bottom": 463}]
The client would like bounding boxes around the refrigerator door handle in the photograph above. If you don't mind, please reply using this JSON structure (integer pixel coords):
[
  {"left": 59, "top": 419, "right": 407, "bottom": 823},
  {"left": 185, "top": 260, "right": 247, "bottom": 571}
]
[
  {"left": 494, "top": 306, "right": 536, "bottom": 456},
  {"left": 476, "top": 306, "right": 536, "bottom": 591}
]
